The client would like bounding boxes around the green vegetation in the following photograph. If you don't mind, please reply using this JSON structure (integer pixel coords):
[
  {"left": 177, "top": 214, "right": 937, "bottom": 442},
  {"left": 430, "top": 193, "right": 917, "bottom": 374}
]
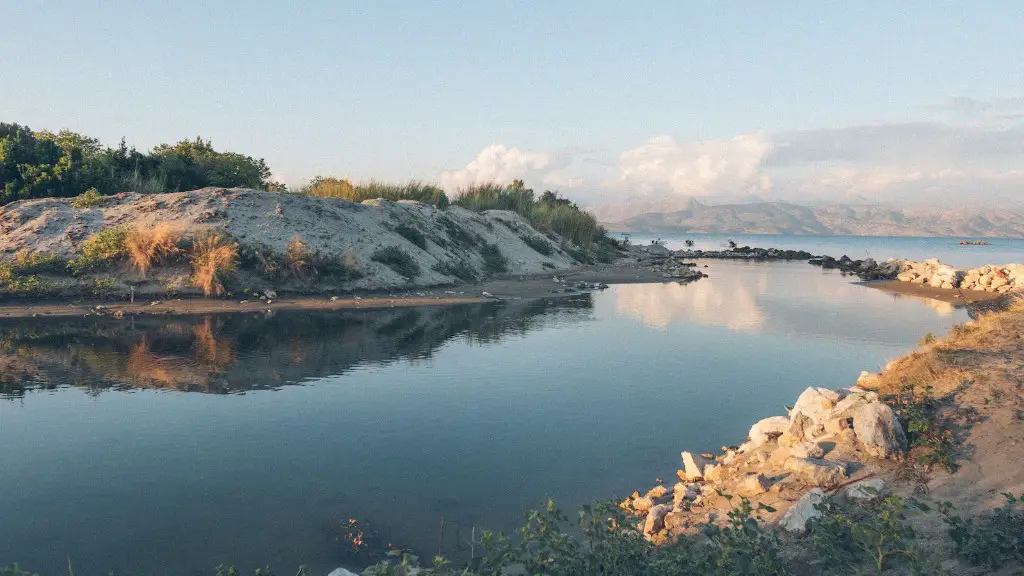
[
  {"left": 68, "top": 226, "right": 130, "bottom": 275},
  {"left": 453, "top": 180, "right": 603, "bottom": 247},
  {"left": 520, "top": 234, "right": 554, "bottom": 256},
  {"left": 69, "top": 187, "right": 106, "bottom": 208},
  {"left": 432, "top": 259, "right": 478, "bottom": 282},
  {"left": 302, "top": 178, "right": 448, "bottom": 208},
  {"left": 919, "top": 332, "right": 937, "bottom": 345},
  {"left": 1, "top": 123, "right": 283, "bottom": 205},
  {"left": 941, "top": 493, "right": 1024, "bottom": 568},
  {"left": 884, "top": 383, "right": 959, "bottom": 472},
  {"left": 480, "top": 243, "right": 509, "bottom": 275},
  {"left": 372, "top": 246, "right": 421, "bottom": 279},
  {"left": 439, "top": 216, "right": 480, "bottom": 249},
  {"left": 394, "top": 223, "right": 427, "bottom": 249}
]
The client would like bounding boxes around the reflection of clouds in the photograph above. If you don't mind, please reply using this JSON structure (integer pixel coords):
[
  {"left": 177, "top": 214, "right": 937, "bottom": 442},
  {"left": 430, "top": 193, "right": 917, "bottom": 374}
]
[
  {"left": 891, "top": 293, "right": 955, "bottom": 316},
  {"left": 615, "top": 279, "right": 766, "bottom": 331}
]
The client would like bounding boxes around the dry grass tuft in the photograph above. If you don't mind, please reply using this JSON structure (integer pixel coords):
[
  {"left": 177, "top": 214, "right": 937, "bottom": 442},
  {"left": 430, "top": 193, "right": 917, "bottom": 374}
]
[
  {"left": 188, "top": 231, "right": 238, "bottom": 297},
  {"left": 125, "top": 225, "right": 182, "bottom": 276},
  {"left": 285, "top": 235, "right": 316, "bottom": 281}
]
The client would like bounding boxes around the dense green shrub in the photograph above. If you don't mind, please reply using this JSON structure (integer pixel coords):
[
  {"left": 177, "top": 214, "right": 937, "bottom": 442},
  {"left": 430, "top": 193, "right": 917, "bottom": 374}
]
[
  {"left": 941, "top": 493, "right": 1024, "bottom": 568},
  {"left": 68, "top": 226, "right": 130, "bottom": 275},
  {"left": 69, "top": 187, "right": 106, "bottom": 208},
  {"left": 302, "top": 178, "right": 449, "bottom": 208},
  {"left": 480, "top": 243, "right": 508, "bottom": 275},
  {"left": 807, "top": 495, "right": 929, "bottom": 574},
  {"left": 883, "top": 383, "right": 958, "bottom": 472},
  {"left": 520, "top": 234, "right": 553, "bottom": 256},
  {"left": 372, "top": 246, "right": 420, "bottom": 279}
]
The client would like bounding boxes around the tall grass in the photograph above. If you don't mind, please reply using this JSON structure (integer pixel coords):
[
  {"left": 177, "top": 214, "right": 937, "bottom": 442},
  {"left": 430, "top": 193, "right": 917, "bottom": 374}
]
[
  {"left": 453, "top": 183, "right": 603, "bottom": 247},
  {"left": 125, "top": 225, "right": 182, "bottom": 276},
  {"left": 303, "top": 178, "right": 449, "bottom": 208},
  {"left": 189, "top": 231, "right": 238, "bottom": 296}
]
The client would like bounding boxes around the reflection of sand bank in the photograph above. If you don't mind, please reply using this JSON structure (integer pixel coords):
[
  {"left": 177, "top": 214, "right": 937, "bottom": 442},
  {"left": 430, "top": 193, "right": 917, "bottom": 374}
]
[
  {"left": 615, "top": 279, "right": 766, "bottom": 331},
  {"left": 890, "top": 293, "right": 956, "bottom": 316}
]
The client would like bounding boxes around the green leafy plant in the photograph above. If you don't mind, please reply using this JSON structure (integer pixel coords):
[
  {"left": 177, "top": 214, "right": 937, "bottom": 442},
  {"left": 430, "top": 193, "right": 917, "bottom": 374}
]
[
  {"left": 940, "top": 493, "right": 1024, "bottom": 568},
  {"left": 69, "top": 225, "right": 130, "bottom": 275},
  {"left": 919, "top": 332, "right": 937, "bottom": 345},
  {"left": 479, "top": 243, "right": 508, "bottom": 275},
  {"left": 372, "top": 246, "right": 421, "bottom": 279},
  {"left": 70, "top": 187, "right": 107, "bottom": 208},
  {"left": 884, "top": 383, "right": 958, "bottom": 472},
  {"left": 807, "top": 494, "right": 927, "bottom": 574}
]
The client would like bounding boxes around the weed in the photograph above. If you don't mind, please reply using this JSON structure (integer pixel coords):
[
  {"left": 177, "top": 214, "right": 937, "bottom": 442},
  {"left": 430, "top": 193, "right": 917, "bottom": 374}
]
[
  {"left": 85, "top": 277, "right": 118, "bottom": 298},
  {"left": 372, "top": 246, "right": 420, "bottom": 279},
  {"left": 6, "top": 250, "right": 67, "bottom": 275},
  {"left": 125, "top": 224, "right": 182, "bottom": 276},
  {"left": 394, "top": 223, "right": 427, "bottom": 250},
  {"left": 189, "top": 231, "right": 238, "bottom": 297},
  {"left": 432, "top": 260, "right": 478, "bottom": 282},
  {"left": 919, "top": 332, "right": 937, "bottom": 345},
  {"left": 542, "top": 262, "right": 556, "bottom": 270},
  {"left": 520, "top": 234, "right": 553, "bottom": 256},
  {"left": 807, "top": 495, "right": 927, "bottom": 574},
  {"left": 480, "top": 243, "right": 508, "bottom": 275},
  {"left": 285, "top": 236, "right": 316, "bottom": 281},
  {"left": 439, "top": 217, "right": 479, "bottom": 249},
  {"left": 69, "top": 187, "right": 106, "bottom": 208},
  {"left": 563, "top": 243, "right": 594, "bottom": 265},
  {"left": 453, "top": 183, "right": 602, "bottom": 247},
  {"left": 0, "top": 565, "right": 37, "bottom": 576},
  {"left": 69, "top": 226, "right": 129, "bottom": 275},
  {"left": 303, "top": 178, "right": 449, "bottom": 208},
  {"left": 940, "top": 493, "right": 1024, "bottom": 568},
  {"left": 884, "top": 383, "right": 958, "bottom": 472}
]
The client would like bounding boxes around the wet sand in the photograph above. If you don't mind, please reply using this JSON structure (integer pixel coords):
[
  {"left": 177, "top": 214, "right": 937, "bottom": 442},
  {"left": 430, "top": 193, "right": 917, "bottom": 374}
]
[
  {"left": 0, "top": 264, "right": 670, "bottom": 319},
  {"left": 859, "top": 279, "right": 1010, "bottom": 305}
]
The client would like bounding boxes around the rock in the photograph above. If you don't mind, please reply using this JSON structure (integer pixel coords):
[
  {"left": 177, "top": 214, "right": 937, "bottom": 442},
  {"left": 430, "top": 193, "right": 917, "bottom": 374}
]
[
  {"left": 327, "top": 569, "right": 360, "bottom": 576},
  {"left": 681, "top": 451, "right": 714, "bottom": 481},
  {"left": 330, "top": 295, "right": 339, "bottom": 301},
  {"left": 748, "top": 416, "right": 791, "bottom": 446},
  {"left": 791, "top": 442, "right": 826, "bottom": 459},
  {"left": 849, "top": 403, "right": 907, "bottom": 458},
  {"left": 482, "top": 291, "right": 496, "bottom": 298},
  {"left": 839, "top": 478, "right": 886, "bottom": 502},
  {"left": 738, "top": 474, "right": 771, "bottom": 496},
  {"left": 646, "top": 485, "right": 668, "bottom": 499},
  {"left": 784, "top": 457, "right": 848, "bottom": 486},
  {"left": 856, "top": 371, "right": 881, "bottom": 389},
  {"left": 703, "top": 464, "right": 720, "bottom": 482},
  {"left": 673, "top": 482, "right": 700, "bottom": 502},
  {"left": 779, "top": 488, "right": 826, "bottom": 532},
  {"left": 643, "top": 504, "right": 671, "bottom": 534},
  {"left": 632, "top": 496, "right": 654, "bottom": 512},
  {"left": 263, "top": 289, "right": 277, "bottom": 299},
  {"left": 791, "top": 387, "right": 841, "bottom": 427}
]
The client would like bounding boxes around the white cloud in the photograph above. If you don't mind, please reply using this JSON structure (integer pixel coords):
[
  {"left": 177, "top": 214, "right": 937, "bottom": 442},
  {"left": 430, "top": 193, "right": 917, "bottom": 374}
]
[
  {"left": 439, "top": 144, "right": 573, "bottom": 192},
  {"left": 616, "top": 134, "right": 774, "bottom": 197}
]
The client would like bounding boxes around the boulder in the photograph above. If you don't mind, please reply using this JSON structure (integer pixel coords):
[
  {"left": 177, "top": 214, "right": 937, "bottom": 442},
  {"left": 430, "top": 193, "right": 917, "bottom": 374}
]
[
  {"left": 738, "top": 473, "right": 771, "bottom": 496},
  {"left": 791, "top": 387, "right": 840, "bottom": 427},
  {"left": 328, "top": 569, "right": 361, "bottom": 576},
  {"left": 263, "top": 289, "right": 278, "bottom": 299},
  {"left": 646, "top": 485, "right": 668, "bottom": 499},
  {"left": 681, "top": 451, "right": 714, "bottom": 481},
  {"left": 791, "top": 442, "right": 826, "bottom": 459},
  {"left": 673, "top": 482, "right": 700, "bottom": 503},
  {"left": 856, "top": 371, "right": 881, "bottom": 389},
  {"left": 784, "top": 457, "right": 848, "bottom": 486},
  {"left": 643, "top": 504, "right": 671, "bottom": 535},
  {"left": 748, "top": 416, "right": 791, "bottom": 446},
  {"left": 632, "top": 496, "right": 654, "bottom": 512},
  {"left": 839, "top": 478, "right": 886, "bottom": 502},
  {"left": 849, "top": 403, "right": 907, "bottom": 458},
  {"left": 779, "top": 488, "right": 826, "bottom": 532}
]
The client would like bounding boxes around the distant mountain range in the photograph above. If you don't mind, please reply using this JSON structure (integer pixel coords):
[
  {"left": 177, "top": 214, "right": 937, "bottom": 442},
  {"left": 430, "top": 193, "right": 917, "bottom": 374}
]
[{"left": 594, "top": 199, "right": 1024, "bottom": 237}]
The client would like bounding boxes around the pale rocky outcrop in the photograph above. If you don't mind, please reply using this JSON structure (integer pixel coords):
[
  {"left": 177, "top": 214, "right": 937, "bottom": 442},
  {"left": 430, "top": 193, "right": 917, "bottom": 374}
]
[
  {"left": 891, "top": 259, "right": 1023, "bottom": 293},
  {"left": 748, "top": 416, "right": 791, "bottom": 446},
  {"left": 779, "top": 488, "right": 826, "bottom": 532},
  {"left": 644, "top": 504, "right": 672, "bottom": 535},
  {"left": 849, "top": 403, "right": 908, "bottom": 459},
  {"left": 790, "top": 387, "right": 841, "bottom": 427},
  {"left": 838, "top": 478, "right": 886, "bottom": 502},
  {"left": 680, "top": 451, "right": 715, "bottom": 481},
  {"left": 784, "top": 457, "right": 848, "bottom": 486}
]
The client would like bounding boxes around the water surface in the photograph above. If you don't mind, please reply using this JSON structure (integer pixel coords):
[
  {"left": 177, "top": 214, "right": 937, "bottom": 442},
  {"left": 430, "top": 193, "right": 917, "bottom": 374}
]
[{"left": 0, "top": 261, "right": 973, "bottom": 575}]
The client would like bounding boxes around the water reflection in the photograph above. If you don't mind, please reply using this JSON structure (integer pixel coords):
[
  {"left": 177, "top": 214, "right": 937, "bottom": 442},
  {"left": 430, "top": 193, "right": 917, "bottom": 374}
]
[{"left": 0, "top": 297, "right": 593, "bottom": 398}]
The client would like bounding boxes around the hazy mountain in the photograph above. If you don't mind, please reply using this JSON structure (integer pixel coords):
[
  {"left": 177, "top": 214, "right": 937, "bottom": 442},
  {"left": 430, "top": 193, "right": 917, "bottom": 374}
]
[{"left": 599, "top": 200, "right": 1024, "bottom": 237}]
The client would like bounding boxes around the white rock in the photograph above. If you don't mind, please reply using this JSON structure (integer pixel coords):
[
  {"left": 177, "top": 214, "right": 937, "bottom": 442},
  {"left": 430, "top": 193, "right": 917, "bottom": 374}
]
[
  {"left": 839, "top": 478, "right": 886, "bottom": 501},
  {"left": 850, "top": 403, "right": 907, "bottom": 459},
  {"left": 738, "top": 474, "right": 771, "bottom": 496},
  {"left": 784, "top": 457, "right": 848, "bottom": 486},
  {"left": 263, "top": 289, "right": 277, "bottom": 299},
  {"left": 748, "top": 416, "right": 791, "bottom": 446},
  {"left": 791, "top": 442, "right": 826, "bottom": 459},
  {"left": 791, "top": 387, "right": 841, "bottom": 427},
  {"left": 779, "top": 488, "right": 826, "bottom": 532},
  {"left": 681, "top": 451, "right": 714, "bottom": 481},
  {"left": 328, "top": 569, "right": 361, "bottom": 576},
  {"left": 643, "top": 504, "right": 672, "bottom": 534}
]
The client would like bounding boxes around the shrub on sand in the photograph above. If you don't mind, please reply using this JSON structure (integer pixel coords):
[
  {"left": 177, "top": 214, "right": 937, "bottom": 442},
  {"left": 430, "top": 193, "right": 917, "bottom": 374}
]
[
  {"left": 188, "top": 231, "right": 238, "bottom": 296},
  {"left": 125, "top": 224, "right": 182, "bottom": 276}
]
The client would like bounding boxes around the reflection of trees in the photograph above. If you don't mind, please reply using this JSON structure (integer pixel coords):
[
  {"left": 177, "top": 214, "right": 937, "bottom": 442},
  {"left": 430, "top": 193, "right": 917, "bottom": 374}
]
[{"left": 0, "top": 297, "right": 592, "bottom": 397}]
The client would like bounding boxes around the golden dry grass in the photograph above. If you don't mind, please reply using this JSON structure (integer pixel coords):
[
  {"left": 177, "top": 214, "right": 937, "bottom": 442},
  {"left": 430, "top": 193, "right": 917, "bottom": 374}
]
[
  {"left": 285, "top": 235, "right": 315, "bottom": 280},
  {"left": 125, "top": 224, "right": 182, "bottom": 276},
  {"left": 188, "top": 231, "right": 238, "bottom": 297}
]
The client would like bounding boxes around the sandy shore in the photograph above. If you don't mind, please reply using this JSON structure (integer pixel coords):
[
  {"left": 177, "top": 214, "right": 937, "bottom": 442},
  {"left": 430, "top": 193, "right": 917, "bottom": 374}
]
[
  {"left": 859, "top": 279, "right": 1009, "bottom": 305},
  {"left": 0, "top": 264, "right": 670, "bottom": 319}
]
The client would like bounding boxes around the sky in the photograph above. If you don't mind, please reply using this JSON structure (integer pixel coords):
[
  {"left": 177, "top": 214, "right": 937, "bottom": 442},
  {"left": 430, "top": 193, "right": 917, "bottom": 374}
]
[{"left": 2, "top": 0, "right": 1023, "bottom": 207}]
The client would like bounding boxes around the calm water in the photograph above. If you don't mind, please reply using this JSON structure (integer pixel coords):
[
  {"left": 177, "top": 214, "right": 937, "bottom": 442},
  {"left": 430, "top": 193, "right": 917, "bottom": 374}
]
[
  {"left": 0, "top": 260, "right": 977, "bottom": 575},
  {"left": 624, "top": 232, "right": 1024, "bottom": 268}
]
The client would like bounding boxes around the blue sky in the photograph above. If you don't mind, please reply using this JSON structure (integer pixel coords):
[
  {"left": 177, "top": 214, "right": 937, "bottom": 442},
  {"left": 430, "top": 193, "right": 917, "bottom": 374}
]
[{"left": 3, "top": 1, "right": 1023, "bottom": 206}]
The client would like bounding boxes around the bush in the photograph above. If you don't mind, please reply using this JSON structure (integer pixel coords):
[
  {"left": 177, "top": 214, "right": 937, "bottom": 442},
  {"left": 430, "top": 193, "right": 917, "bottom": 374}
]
[
  {"left": 189, "top": 231, "right": 238, "bottom": 296},
  {"left": 940, "top": 493, "right": 1024, "bottom": 568},
  {"left": 372, "top": 246, "right": 420, "bottom": 279},
  {"left": 125, "top": 224, "right": 182, "bottom": 276},
  {"left": 884, "top": 383, "right": 958, "bottom": 472},
  {"left": 70, "top": 187, "right": 107, "bottom": 208},
  {"left": 303, "top": 178, "right": 449, "bottom": 208},
  {"left": 394, "top": 223, "right": 427, "bottom": 250},
  {"left": 69, "top": 226, "right": 129, "bottom": 275},
  {"left": 807, "top": 495, "right": 927, "bottom": 574},
  {"left": 439, "top": 217, "right": 479, "bottom": 249},
  {"left": 520, "top": 234, "right": 553, "bottom": 256},
  {"left": 432, "top": 260, "right": 478, "bottom": 282},
  {"left": 480, "top": 243, "right": 508, "bottom": 275},
  {"left": 8, "top": 250, "right": 67, "bottom": 275}
]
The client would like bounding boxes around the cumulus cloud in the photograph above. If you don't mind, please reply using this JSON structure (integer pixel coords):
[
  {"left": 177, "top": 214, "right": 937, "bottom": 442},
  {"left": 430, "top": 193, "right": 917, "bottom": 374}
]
[
  {"left": 616, "top": 134, "right": 774, "bottom": 197},
  {"left": 439, "top": 144, "right": 574, "bottom": 192}
]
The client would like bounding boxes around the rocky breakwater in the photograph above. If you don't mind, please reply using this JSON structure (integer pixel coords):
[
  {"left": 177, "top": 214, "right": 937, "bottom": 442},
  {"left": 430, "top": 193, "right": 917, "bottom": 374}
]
[
  {"left": 623, "top": 384, "right": 906, "bottom": 541},
  {"left": 628, "top": 242, "right": 705, "bottom": 283},
  {"left": 673, "top": 246, "right": 816, "bottom": 261},
  {"left": 895, "top": 259, "right": 1023, "bottom": 294},
  {"left": 808, "top": 255, "right": 903, "bottom": 280}
]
